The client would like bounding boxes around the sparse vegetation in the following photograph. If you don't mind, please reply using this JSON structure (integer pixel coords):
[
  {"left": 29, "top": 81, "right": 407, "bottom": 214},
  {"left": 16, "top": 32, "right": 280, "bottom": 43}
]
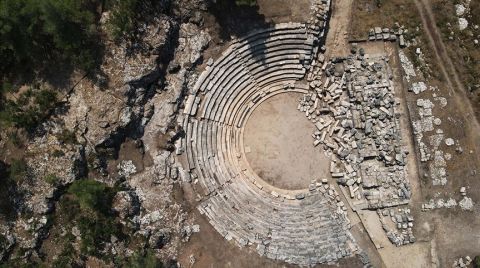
[
  {"left": 44, "top": 174, "right": 59, "bottom": 185},
  {"left": 106, "top": 0, "right": 143, "bottom": 40},
  {"left": 123, "top": 249, "right": 165, "bottom": 268},
  {"left": 350, "top": 0, "right": 436, "bottom": 77},
  {"left": 0, "top": 160, "right": 21, "bottom": 220},
  {"left": 51, "top": 242, "right": 76, "bottom": 268},
  {"left": 431, "top": 0, "right": 480, "bottom": 119},
  {"left": 52, "top": 149, "right": 65, "bottom": 158},
  {"left": 62, "top": 179, "right": 122, "bottom": 258},
  {"left": 234, "top": 0, "right": 257, "bottom": 6},
  {"left": 8, "top": 159, "right": 28, "bottom": 183},
  {"left": 57, "top": 129, "right": 78, "bottom": 145}
]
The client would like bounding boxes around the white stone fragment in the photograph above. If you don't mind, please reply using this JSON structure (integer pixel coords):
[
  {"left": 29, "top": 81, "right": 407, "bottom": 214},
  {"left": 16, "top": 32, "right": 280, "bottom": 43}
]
[
  {"left": 458, "top": 18, "right": 468, "bottom": 31},
  {"left": 459, "top": 197, "right": 474, "bottom": 210},
  {"left": 445, "top": 138, "right": 455, "bottom": 146},
  {"left": 455, "top": 4, "right": 466, "bottom": 16}
]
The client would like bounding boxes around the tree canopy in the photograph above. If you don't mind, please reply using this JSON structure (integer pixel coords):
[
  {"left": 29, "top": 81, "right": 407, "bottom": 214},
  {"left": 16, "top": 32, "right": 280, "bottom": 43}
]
[{"left": 0, "top": 0, "right": 102, "bottom": 77}]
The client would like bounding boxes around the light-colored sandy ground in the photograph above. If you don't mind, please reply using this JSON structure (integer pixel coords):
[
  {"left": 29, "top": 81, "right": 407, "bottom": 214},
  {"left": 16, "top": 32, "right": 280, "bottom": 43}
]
[{"left": 243, "top": 92, "right": 331, "bottom": 190}]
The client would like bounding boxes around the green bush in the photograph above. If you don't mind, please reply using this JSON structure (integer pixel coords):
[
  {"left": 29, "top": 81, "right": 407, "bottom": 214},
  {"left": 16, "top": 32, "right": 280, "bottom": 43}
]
[
  {"left": 67, "top": 179, "right": 111, "bottom": 213},
  {"left": 123, "top": 249, "right": 164, "bottom": 268},
  {"left": 0, "top": 86, "right": 57, "bottom": 131},
  {"left": 52, "top": 179, "right": 124, "bottom": 260},
  {"left": 52, "top": 243, "right": 76, "bottom": 268},
  {"left": 44, "top": 174, "right": 59, "bottom": 185},
  {"left": 9, "top": 158, "right": 28, "bottom": 183},
  {"left": 77, "top": 215, "right": 121, "bottom": 257}
]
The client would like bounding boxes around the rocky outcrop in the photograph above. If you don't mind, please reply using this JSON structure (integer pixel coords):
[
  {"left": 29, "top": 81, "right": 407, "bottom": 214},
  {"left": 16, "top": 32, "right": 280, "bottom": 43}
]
[
  {"left": 112, "top": 190, "right": 141, "bottom": 220},
  {"left": 63, "top": 15, "right": 178, "bottom": 157}
]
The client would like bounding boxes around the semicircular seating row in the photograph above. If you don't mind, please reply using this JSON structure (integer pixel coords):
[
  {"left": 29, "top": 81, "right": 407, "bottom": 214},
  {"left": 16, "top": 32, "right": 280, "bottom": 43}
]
[{"left": 181, "top": 23, "right": 356, "bottom": 265}]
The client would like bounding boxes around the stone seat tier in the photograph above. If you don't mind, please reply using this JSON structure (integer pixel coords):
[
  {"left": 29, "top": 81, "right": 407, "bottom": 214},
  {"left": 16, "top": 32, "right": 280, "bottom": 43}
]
[
  {"left": 184, "top": 21, "right": 356, "bottom": 266},
  {"left": 198, "top": 40, "right": 313, "bottom": 121}
]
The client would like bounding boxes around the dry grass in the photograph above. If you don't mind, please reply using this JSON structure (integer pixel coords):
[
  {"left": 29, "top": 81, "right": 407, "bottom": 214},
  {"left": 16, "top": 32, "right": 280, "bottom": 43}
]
[
  {"left": 431, "top": 0, "right": 480, "bottom": 119},
  {"left": 350, "top": 0, "right": 421, "bottom": 40},
  {"left": 349, "top": 0, "right": 437, "bottom": 78}
]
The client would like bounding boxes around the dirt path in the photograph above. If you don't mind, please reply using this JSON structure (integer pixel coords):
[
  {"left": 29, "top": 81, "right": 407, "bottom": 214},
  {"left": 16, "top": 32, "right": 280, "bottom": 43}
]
[
  {"left": 324, "top": 0, "right": 353, "bottom": 57},
  {"left": 414, "top": 0, "right": 480, "bottom": 154}
]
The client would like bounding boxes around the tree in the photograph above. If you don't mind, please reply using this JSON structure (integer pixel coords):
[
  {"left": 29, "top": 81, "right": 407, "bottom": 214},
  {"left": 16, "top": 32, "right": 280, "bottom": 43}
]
[{"left": 0, "top": 0, "right": 101, "bottom": 76}]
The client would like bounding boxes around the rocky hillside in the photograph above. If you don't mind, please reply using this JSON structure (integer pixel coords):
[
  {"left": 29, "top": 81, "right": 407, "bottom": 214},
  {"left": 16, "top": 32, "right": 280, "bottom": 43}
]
[{"left": 0, "top": 0, "right": 256, "bottom": 266}]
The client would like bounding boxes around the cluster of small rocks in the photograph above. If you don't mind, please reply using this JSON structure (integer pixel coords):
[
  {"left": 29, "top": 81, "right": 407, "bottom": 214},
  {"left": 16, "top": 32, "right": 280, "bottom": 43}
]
[
  {"left": 300, "top": 48, "right": 411, "bottom": 210},
  {"left": 307, "top": 0, "right": 331, "bottom": 33},
  {"left": 410, "top": 82, "right": 428, "bottom": 95},
  {"left": 422, "top": 188, "right": 474, "bottom": 211},
  {"left": 412, "top": 97, "right": 458, "bottom": 186},
  {"left": 452, "top": 255, "right": 473, "bottom": 268},
  {"left": 399, "top": 50, "right": 475, "bottom": 213},
  {"left": 455, "top": 2, "right": 470, "bottom": 31},
  {"left": 398, "top": 51, "right": 417, "bottom": 82},
  {"left": 378, "top": 207, "right": 416, "bottom": 246}
]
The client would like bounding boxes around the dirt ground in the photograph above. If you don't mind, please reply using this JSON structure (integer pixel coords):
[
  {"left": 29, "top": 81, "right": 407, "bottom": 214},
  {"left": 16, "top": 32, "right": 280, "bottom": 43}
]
[
  {"left": 243, "top": 92, "right": 331, "bottom": 190},
  {"left": 257, "top": 0, "right": 311, "bottom": 24},
  {"left": 324, "top": 0, "right": 353, "bottom": 57}
]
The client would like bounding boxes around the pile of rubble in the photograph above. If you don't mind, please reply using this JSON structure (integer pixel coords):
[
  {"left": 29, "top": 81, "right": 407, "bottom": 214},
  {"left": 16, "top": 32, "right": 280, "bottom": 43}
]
[
  {"left": 399, "top": 51, "right": 417, "bottom": 82},
  {"left": 366, "top": 24, "right": 407, "bottom": 47},
  {"left": 452, "top": 256, "right": 473, "bottom": 268},
  {"left": 377, "top": 207, "right": 416, "bottom": 246},
  {"left": 300, "top": 48, "right": 411, "bottom": 210},
  {"left": 307, "top": 0, "right": 331, "bottom": 33},
  {"left": 422, "top": 187, "right": 474, "bottom": 211}
]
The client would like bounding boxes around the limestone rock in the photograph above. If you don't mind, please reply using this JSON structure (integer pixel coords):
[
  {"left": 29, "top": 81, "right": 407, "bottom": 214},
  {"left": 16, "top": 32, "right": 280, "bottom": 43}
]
[
  {"left": 459, "top": 197, "right": 474, "bottom": 210},
  {"left": 458, "top": 18, "right": 468, "bottom": 31},
  {"left": 112, "top": 191, "right": 141, "bottom": 219}
]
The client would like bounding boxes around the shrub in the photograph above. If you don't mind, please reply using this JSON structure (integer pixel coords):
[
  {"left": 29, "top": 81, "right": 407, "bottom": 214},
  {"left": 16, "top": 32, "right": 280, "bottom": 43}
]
[
  {"left": 57, "top": 129, "right": 77, "bottom": 145},
  {"left": 52, "top": 243, "right": 76, "bottom": 268},
  {"left": 9, "top": 158, "right": 28, "bottom": 183},
  {"left": 67, "top": 179, "right": 111, "bottom": 213},
  {"left": 52, "top": 149, "right": 65, "bottom": 157},
  {"left": 107, "top": 0, "right": 141, "bottom": 40},
  {"left": 77, "top": 215, "right": 121, "bottom": 257},
  {"left": 0, "top": 86, "right": 57, "bottom": 131},
  {"left": 44, "top": 174, "right": 59, "bottom": 185},
  {"left": 58, "top": 179, "right": 123, "bottom": 259}
]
